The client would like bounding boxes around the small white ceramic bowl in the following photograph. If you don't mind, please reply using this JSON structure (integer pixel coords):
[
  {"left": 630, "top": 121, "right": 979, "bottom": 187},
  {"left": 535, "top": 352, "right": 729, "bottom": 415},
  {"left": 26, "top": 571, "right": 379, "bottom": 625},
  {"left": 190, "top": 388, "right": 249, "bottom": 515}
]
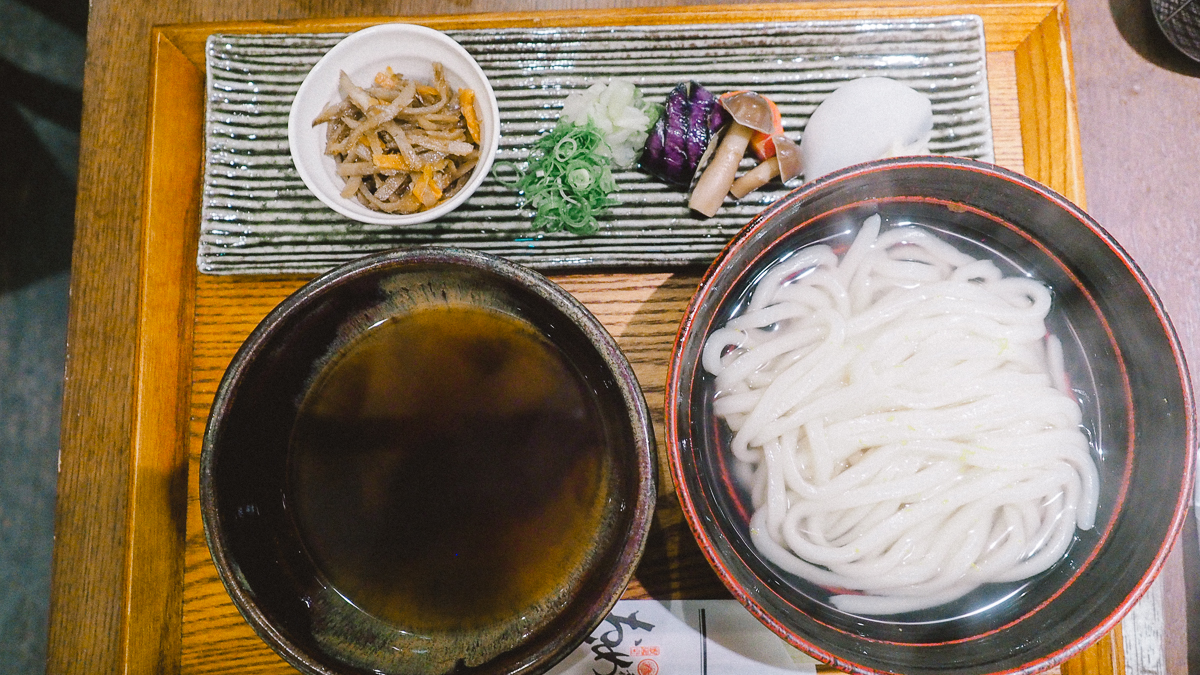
[{"left": 288, "top": 23, "right": 500, "bottom": 226}]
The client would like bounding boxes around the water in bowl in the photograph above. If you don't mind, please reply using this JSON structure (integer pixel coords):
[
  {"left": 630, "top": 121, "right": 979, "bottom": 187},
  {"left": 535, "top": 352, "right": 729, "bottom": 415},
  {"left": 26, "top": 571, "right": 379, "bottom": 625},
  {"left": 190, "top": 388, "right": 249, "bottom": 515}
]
[{"left": 703, "top": 206, "right": 1118, "bottom": 641}]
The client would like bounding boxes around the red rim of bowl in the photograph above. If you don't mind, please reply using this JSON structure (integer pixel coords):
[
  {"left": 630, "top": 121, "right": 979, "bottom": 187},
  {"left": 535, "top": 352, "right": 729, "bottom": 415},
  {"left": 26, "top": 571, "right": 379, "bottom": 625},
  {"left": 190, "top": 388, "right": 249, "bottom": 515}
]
[{"left": 664, "top": 156, "right": 1197, "bottom": 675}]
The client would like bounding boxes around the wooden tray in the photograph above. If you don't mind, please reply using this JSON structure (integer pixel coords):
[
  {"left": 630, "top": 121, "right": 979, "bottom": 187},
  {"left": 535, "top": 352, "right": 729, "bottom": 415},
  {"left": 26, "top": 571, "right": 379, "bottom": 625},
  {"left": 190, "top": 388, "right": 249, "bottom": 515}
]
[{"left": 126, "top": 2, "right": 1124, "bottom": 673}]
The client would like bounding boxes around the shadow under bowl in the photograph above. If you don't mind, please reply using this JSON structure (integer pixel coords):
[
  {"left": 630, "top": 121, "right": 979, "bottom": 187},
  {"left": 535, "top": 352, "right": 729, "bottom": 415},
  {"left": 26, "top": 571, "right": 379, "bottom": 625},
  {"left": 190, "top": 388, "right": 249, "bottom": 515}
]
[
  {"left": 201, "top": 246, "right": 656, "bottom": 675},
  {"left": 666, "top": 157, "right": 1195, "bottom": 675}
]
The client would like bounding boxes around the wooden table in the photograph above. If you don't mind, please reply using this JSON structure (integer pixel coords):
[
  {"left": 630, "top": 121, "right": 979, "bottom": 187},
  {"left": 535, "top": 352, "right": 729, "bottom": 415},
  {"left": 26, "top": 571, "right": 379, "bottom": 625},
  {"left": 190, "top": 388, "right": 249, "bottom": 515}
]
[{"left": 47, "top": 0, "right": 1198, "bottom": 673}]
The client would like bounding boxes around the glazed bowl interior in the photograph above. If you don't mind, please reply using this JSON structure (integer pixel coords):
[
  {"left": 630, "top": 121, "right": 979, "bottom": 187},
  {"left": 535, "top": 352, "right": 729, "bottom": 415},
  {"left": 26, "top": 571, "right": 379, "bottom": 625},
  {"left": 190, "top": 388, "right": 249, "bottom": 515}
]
[
  {"left": 667, "top": 158, "right": 1194, "bottom": 675},
  {"left": 201, "top": 247, "right": 655, "bottom": 675}
]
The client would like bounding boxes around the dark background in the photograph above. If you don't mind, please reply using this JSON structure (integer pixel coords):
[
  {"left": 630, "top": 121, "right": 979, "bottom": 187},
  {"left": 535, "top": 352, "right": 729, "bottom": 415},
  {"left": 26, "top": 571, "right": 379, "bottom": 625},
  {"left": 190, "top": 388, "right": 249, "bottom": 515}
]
[{"left": 0, "top": 0, "right": 86, "bottom": 670}]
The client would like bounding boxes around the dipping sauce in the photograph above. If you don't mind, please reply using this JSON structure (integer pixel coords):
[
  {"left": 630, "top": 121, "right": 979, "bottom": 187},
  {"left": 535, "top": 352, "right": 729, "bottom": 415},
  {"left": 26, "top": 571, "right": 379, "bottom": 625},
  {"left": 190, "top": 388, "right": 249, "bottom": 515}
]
[{"left": 288, "top": 305, "right": 609, "bottom": 631}]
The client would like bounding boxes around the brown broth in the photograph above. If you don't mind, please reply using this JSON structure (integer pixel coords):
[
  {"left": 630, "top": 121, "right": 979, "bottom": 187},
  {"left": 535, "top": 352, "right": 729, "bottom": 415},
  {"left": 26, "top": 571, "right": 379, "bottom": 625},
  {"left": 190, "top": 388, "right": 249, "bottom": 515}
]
[{"left": 288, "top": 305, "right": 609, "bottom": 632}]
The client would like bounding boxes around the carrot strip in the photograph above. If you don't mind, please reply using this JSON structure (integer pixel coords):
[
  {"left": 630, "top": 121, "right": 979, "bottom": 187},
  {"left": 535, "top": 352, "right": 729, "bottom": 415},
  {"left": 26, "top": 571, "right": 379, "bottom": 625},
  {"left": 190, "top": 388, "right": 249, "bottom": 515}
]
[{"left": 459, "top": 89, "right": 481, "bottom": 144}]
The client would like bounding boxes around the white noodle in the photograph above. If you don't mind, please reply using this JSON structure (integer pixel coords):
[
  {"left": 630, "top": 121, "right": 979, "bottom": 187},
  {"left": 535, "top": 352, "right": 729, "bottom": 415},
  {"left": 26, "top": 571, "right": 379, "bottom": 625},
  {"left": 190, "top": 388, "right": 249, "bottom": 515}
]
[{"left": 706, "top": 215, "right": 1100, "bottom": 615}]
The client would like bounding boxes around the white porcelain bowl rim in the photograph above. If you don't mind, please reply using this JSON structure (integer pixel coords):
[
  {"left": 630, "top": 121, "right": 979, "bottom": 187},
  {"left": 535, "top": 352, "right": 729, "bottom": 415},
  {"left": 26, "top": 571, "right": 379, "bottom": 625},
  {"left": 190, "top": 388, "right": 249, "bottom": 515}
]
[{"left": 287, "top": 23, "right": 500, "bottom": 226}]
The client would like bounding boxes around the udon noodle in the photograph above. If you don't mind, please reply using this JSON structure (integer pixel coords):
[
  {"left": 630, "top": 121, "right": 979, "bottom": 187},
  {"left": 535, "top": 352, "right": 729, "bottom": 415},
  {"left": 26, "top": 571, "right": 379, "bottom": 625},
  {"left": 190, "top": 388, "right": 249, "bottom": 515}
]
[{"left": 702, "top": 214, "right": 1100, "bottom": 615}]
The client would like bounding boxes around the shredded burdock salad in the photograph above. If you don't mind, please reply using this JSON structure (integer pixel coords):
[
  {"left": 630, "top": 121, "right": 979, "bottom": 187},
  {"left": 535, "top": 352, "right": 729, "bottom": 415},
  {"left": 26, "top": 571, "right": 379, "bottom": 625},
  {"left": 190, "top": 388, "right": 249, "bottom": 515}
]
[{"left": 312, "top": 63, "right": 482, "bottom": 214}]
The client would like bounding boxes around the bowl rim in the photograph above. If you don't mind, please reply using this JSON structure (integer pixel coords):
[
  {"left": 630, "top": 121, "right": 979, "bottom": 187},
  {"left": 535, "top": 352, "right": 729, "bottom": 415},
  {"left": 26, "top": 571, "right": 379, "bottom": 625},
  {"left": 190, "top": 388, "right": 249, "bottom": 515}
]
[
  {"left": 664, "top": 156, "right": 1197, "bottom": 675},
  {"left": 200, "top": 245, "right": 658, "bottom": 675},
  {"left": 287, "top": 23, "right": 501, "bottom": 226}
]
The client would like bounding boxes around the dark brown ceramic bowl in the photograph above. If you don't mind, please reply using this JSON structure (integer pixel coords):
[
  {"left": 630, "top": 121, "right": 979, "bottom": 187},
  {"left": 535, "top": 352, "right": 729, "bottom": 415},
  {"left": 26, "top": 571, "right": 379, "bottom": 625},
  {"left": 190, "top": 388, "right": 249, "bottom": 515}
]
[
  {"left": 201, "top": 246, "right": 656, "bottom": 675},
  {"left": 666, "top": 157, "right": 1196, "bottom": 675}
]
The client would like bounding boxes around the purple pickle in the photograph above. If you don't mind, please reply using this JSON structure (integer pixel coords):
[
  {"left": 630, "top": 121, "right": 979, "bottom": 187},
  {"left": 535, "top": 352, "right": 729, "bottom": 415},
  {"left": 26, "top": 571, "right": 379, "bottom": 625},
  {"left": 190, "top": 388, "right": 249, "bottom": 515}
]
[{"left": 639, "top": 81, "right": 728, "bottom": 188}]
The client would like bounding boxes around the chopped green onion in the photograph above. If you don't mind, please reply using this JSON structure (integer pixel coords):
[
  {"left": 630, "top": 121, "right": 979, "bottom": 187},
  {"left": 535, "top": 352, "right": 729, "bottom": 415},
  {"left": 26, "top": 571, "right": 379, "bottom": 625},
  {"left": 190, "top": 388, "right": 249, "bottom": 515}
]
[
  {"left": 496, "top": 119, "right": 619, "bottom": 235},
  {"left": 557, "top": 198, "right": 594, "bottom": 234},
  {"left": 554, "top": 135, "right": 579, "bottom": 162},
  {"left": 567, "top": 167, "right": 593, "bottom": 192}
]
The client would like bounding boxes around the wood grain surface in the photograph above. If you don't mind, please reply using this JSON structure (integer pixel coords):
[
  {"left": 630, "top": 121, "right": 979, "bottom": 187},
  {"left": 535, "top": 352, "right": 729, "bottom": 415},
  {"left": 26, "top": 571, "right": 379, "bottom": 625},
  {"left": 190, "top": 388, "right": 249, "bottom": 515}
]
[{"left": 47, "top": 0, "right": 1194, "bottom": 674}]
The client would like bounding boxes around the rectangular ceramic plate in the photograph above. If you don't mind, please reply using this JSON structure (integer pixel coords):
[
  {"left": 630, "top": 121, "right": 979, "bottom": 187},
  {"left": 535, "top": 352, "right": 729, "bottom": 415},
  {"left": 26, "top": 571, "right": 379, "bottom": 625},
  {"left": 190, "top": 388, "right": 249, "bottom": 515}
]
[{"left": 199, "top": 16, "right": 993, "bottom": 274}]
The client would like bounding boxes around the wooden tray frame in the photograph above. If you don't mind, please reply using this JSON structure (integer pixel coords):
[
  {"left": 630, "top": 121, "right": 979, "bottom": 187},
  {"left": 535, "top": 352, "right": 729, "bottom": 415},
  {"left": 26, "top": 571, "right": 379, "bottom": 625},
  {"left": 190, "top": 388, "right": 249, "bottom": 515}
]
[{"left": 126, "top": 2, "right": 1123, "bottom": 673}]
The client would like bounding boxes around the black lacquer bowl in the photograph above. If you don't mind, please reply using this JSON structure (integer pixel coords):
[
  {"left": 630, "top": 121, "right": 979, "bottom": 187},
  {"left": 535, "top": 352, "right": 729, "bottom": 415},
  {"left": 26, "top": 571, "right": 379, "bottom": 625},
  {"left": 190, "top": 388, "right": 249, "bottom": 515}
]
[
  {"left": 201, "top": 246, "right": 656, "bottom": 675},
  {"left": 665, "top": 158, "right": 1195, "bottom": 675}
]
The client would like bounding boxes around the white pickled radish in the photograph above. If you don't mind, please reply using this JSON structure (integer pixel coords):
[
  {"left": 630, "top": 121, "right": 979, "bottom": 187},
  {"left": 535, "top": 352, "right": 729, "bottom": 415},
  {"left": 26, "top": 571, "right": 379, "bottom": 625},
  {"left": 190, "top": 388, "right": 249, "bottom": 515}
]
[
  {"left": 799, "top": 77, "right": 933, "bottom": 182},
  {"left": 561, "top": 78, "right": 656, "bottom": 168}
]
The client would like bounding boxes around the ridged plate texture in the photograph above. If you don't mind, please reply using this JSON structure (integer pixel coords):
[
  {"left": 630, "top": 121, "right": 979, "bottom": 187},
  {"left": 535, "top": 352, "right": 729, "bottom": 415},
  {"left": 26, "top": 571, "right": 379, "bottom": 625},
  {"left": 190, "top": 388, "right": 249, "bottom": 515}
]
[{"left": 200, "top": 17, "right": 994, "bottom": 275}]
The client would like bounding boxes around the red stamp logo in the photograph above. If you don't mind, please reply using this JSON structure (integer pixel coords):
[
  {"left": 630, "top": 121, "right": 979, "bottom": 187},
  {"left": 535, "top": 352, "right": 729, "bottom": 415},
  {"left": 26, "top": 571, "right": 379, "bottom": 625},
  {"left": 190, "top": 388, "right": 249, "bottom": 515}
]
[{"left": 636, "top": 658, "right": 659, "bottom": 675}]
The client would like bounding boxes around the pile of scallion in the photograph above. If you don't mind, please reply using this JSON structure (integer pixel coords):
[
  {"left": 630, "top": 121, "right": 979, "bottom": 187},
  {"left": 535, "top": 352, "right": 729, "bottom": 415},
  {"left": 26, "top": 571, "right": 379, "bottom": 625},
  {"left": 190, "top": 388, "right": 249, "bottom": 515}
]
[{"left": 497, "top": 119, "right": 619, "bottom": 235}]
